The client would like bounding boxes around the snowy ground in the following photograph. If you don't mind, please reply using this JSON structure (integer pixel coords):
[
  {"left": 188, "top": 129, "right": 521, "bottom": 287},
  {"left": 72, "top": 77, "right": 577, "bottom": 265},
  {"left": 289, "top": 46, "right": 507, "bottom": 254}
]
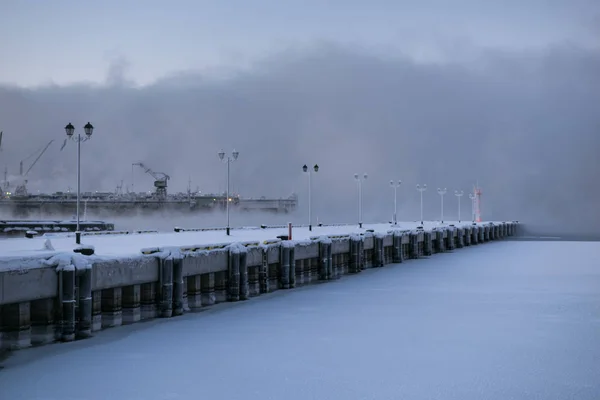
[
  {"left": 0, "top": 220, "right": 483, "bottom": 260},
  {"left": 1, "top": 241, "right": 598, "bottom": 400}
]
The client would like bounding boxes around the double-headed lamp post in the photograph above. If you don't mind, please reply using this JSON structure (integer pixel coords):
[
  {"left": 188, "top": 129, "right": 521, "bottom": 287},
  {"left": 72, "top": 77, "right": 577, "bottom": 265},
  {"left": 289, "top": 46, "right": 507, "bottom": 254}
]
[
  {"left": 416, "top": 184, "right": 427, "bottom": 225},
  {"left": 64, "top": 122, "right": 94, "bottom": 245},
  {"left": 437, "top": 188, "right": 447, "bottom": 223},
  {"left": 468, "top": 193, "right": 476, "bottom": 223},
  {"left": 454, "top": 190, "right": 464, "bottom": 222},
  {"left": 354, "top": 173, "right": 368, "bottom": 228},
  {"left": 390, "top": 180, "right": 401, "bottom": 225},
  {"left": 218, "top": 149, "right": 239, "bottom": 236},
  {"left": 302, "top": 164, "right": 319, "bottom": 231}
]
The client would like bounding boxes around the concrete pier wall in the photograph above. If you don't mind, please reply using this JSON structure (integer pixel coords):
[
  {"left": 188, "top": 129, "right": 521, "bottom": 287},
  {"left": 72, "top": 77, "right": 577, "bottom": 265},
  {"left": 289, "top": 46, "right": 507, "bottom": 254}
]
[{"left": 0, "top": 222, "right": 518, "bottom": 351}]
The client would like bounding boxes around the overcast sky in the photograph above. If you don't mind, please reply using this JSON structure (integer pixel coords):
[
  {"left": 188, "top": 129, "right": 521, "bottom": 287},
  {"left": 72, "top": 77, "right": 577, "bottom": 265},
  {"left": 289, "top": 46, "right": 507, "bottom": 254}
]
[
  {"left": 1, "top": 0, "right": 598, "bottom": 87},
  {"left": 0, "top": 1, "right": 599, "bottom": 234}
]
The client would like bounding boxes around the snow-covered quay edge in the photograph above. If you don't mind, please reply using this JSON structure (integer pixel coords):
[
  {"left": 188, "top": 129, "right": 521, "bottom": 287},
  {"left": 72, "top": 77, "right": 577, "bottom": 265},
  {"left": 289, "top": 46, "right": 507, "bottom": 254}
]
[{"left": 0, "top": 221, "right": 518, "bottom": 351}]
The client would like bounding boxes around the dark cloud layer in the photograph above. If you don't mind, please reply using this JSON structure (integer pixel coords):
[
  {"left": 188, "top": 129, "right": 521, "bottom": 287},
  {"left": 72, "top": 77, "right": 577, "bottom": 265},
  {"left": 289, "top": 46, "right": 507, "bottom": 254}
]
[{"left": 1, "top": 43, "right": 598, "bottom": 234}]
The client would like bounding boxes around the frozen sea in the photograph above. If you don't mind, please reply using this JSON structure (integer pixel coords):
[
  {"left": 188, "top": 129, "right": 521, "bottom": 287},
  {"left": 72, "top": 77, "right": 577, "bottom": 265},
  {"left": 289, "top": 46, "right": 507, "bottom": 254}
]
[{"left": 1, "top": 241, "right": 599, "bottom": 400}]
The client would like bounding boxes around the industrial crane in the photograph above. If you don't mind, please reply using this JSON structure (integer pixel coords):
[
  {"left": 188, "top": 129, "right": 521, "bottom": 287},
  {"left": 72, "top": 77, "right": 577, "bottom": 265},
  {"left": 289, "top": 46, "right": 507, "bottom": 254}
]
[
  {"left": 14, "top": 139, "right": 55, "bottom": 196},
  {"left": 132, "top": 162, "right": 170, "bottom": 200}
]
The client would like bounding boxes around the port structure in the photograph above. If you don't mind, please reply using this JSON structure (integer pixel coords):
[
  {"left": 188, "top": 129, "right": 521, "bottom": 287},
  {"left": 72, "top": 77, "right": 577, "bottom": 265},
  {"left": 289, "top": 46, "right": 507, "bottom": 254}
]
[{"left": 132, "top": 162, "right": 170, "bottom": 200}]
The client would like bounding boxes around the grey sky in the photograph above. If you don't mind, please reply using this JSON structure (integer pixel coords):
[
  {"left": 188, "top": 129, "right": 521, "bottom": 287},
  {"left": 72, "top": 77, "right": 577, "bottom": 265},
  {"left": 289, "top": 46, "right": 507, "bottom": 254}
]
[
  {"left": 0, "top": 1, "right": 599, "bottom": 235},
  {"left": 1, "top": 0, "right": 598, "bottom": 86}
]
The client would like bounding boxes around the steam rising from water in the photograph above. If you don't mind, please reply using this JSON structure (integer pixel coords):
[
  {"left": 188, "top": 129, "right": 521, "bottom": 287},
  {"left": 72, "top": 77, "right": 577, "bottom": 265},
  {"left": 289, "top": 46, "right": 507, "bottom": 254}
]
[{"left": 1, "top": 44, "right": 599, "bottom": 235}]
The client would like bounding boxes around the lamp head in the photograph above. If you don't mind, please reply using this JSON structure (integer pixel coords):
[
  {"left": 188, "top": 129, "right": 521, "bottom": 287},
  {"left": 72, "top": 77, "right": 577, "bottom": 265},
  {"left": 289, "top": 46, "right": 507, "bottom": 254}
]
[
  {"left": 218, "top": 150, "right": 225, "bottom": 160},
  {"left": 65, "top": 123, "right": 75, "bottom": 137},
  {"left": 83, "top": 122, "right": 93, "bottom": 137}
]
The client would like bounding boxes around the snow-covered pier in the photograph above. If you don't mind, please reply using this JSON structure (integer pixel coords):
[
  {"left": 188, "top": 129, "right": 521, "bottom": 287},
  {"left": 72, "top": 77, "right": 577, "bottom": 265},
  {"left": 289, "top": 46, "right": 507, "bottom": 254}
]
[{"left": 0, "top": 221, "right": 518, "bottom": 351}]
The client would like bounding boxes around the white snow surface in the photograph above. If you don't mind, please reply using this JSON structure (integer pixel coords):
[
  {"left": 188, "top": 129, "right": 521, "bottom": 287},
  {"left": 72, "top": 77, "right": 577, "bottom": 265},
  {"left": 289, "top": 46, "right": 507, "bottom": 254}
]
[
  {"left": 1, "top": 241, "right": 599, "bottom": 399},
  {"left": 0, "top": 221, "right": 488, "bottom": 262}
]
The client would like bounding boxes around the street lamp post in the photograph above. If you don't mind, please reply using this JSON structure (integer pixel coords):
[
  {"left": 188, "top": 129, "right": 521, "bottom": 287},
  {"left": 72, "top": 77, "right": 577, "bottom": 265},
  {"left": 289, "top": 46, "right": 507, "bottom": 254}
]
[
  {"left": 302, "top": 164, "right": 319, "bottom": 231},
  {"left": 454, "top": 190, "right": 464, "bottom": 222},
  {"left": 354, "top": 173, "right": 368, "bottom": 228},
  {"left": 64, "top": 122, "right": 94, "bottom": 245},
  {"left": 218, "top": 149, "right": 239, "bottom": 236},
  {"left": 468, "top": 193, "right": 476, "bottom": 223},
  {"left": 437, "top": 188, "right": 447, "bottom": 223},
  {"left": 416, "top": 184, "right": 427, "bottom": 225},
  {"left": 390, "top": 180, "right": 401, "bottom": 225}
]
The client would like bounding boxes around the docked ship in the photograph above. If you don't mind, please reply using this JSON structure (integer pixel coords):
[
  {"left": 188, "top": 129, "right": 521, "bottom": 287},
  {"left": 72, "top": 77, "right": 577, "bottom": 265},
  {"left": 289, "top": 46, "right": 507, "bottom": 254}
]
[
  {"left": 0, "top": 140, "right": 298, "bottom": 218},
  {"left": 0, "top": 190, "right": 298, "bottom": 218}
]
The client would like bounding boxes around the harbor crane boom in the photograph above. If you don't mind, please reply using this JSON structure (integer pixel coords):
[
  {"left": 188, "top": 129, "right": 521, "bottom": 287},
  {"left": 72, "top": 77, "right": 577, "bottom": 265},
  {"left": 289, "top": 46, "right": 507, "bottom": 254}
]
[
  {"left": 132, "top": 162, "right": 170, "bottom": 199},
  {"left": 14, "top": 139, "right": 55, "bottom": 196}
]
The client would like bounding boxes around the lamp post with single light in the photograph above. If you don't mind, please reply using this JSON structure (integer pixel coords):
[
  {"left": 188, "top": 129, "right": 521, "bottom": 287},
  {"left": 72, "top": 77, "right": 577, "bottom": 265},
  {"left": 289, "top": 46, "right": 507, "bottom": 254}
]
[
  {"left": 218, "top": 149, "right": 239, "bottom": 236},
  {"left": 437, "top": 188, "right": 447, "bottom": 223},
  {"left": 64, "top": 122, "right": 94, "bottom": 245},
  {"left": 354, "top": 173, "right": 368, "bottom": 228},
  {"left": 455, "top": 190, "right": 464, "bottom": 222},
  {"left": 390, "top": 180, "right": 401, "bottom": 225},
  {"left": 416, "top": 184, "right": 427, "bottom": 225},
  {"left": 469, "top": 192, "right": 476, "bottom": 223}
]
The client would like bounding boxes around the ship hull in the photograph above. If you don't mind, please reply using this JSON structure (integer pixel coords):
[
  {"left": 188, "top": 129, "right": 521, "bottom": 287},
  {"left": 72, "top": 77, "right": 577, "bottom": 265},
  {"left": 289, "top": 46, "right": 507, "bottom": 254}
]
[{"left": 0, "top": 197, "right": 297, "bottom": 218}]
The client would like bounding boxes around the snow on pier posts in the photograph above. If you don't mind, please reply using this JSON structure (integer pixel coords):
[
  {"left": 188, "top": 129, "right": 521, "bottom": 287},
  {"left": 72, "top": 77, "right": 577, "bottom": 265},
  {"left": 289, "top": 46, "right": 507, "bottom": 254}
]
[
  {"left": 172, "top": 258, "right": 184, "bottom": 315},
  {"left": 349, "top": 236, "right": 364, "bottom": 273},
  {"left": 0, "top": 221, "right": 519, "bottom": 353},
  {"left": 122, "top": 285, "right": 141, "bottom": 324},
  {"left": 287, "top": 247, "right": 296, "bottom": 288},
  {"left": 447, "top": 228, "right": 456, "bottom": 251},
  {"left": 436, "top": 230, "right": 445, "bottom": 253},
  {"left": 59, "top": 266, "right": 76, "bottom": 342},
  {"left": 392, "top": 232, "right": 404, "bottom": 264},
  {"left": 424, "top": 232, "right": 433, "bottom": 256},
  {"left": 318, "top": 238, "right": 333, "bottom": 280},
  {"left": 247, "top": 251, "right": 261, "bottom": 296},
  {"left": 280, "top": 243, "right": 297, "bottom": 288},
  {"left": 77, "top": 267, "right": 93, "bottom": 338},
  {"left": 228, "top": 249, "right": 240, "bottom": 301},
  {"left": 158, "top": 258, "right": 174, "bottom": 318},
  {"left": 373, "top": 234, "right": 385, "bottom": 267},
  {"left": 259, "top": 247, "right": 270, "bottom": 294},
  {"left": 409, "top": 233, "right": 420, "bottom": 259},
  {"left": 239, "top": 250, "right": 250, "bottom": 299},
  {"left": 471, "top": 227, "right": 479, "bottom": 244}
]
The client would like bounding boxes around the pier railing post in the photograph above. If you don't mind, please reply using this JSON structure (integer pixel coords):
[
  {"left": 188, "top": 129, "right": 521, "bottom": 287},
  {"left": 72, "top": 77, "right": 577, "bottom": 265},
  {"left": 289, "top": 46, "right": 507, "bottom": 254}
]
[
  {"left": 228, "top": 248, "right": 241, "bottom": 300},
  {"left": 280, "top": 245, "right": 291, "bottom": 289},
  {"left": 172, "top": 257, "right": 184, "bottom": 315},
  {"left": 59, "top": 267, "right": 76, "bottom": 342},
  {"left": 159, "top": 258, "right": 173, "bottom": 318},
  {"left": 259, "top": 247, "right": 270, "bottom": 294},
  {"left": 392, "top": 232, "right": 404, "bottom": 263},
  {"left": 77, "top": 267, "right": 92, "bottom": 338},
  {"left": 239, "top": 249, "right": 249, "bottom": 299}
]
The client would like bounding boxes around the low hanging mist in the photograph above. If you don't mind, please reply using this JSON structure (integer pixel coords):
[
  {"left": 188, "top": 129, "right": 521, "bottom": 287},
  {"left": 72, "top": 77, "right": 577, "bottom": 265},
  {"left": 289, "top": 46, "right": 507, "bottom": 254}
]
[{"left": 0, "top": 43, "right": 599, "bottom": 235}]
